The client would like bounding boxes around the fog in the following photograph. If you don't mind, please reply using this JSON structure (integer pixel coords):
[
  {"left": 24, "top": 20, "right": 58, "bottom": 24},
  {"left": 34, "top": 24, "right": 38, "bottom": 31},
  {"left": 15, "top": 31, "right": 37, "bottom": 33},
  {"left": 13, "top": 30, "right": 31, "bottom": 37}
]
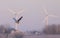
[{"left": 0, "top": 0, "right": 60, "bottom": 31}]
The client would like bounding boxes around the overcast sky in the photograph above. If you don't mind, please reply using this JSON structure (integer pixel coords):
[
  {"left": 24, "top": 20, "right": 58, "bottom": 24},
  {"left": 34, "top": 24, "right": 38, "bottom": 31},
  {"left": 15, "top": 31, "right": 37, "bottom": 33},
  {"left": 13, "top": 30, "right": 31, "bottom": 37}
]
[{"left": 0, "top": 0, "right": 60, "bottom": 31}]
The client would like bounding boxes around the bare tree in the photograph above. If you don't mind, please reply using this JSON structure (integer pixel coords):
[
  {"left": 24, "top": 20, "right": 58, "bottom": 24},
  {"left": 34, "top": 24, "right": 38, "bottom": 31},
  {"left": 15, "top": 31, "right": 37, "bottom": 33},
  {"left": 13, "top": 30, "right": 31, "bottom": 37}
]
[{"left": 43, "top": 24, "right": 58, "bottom": 34}]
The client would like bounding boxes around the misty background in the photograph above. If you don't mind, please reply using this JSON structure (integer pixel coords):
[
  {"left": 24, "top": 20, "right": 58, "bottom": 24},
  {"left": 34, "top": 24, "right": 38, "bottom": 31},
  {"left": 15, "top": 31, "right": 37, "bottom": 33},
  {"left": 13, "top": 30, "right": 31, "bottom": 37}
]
[{"left": 0, "top": 0, "right": 60, "bottom": 31}]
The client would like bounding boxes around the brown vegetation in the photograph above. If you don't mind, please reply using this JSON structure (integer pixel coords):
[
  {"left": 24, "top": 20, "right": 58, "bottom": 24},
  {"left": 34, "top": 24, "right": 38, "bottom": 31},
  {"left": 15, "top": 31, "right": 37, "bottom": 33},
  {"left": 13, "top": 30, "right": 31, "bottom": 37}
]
[{"left": 43, "top": 24, "right": 60, "bottom": 34}]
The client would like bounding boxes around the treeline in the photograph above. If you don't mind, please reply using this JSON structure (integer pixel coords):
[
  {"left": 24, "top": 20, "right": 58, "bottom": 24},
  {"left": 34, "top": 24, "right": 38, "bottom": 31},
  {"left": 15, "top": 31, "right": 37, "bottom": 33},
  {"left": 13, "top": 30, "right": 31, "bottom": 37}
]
[
  {"left": 0, "top": 25, "right": 24, "bottom": 38},
  {"left": 43, "top": 24, "right": 60, "bottom": 34}
]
